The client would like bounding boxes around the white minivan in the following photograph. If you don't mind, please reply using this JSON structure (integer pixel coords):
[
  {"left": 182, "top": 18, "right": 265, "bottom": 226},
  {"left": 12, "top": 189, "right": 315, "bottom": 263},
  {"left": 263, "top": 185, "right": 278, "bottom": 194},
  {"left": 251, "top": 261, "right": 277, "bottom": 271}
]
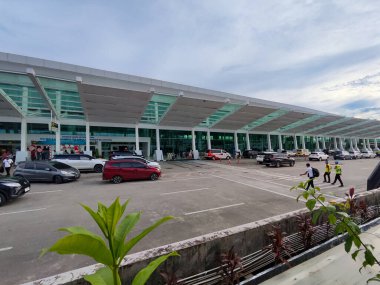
[{"left": 52, "top": 154, "right": 107, "bottom": 172}]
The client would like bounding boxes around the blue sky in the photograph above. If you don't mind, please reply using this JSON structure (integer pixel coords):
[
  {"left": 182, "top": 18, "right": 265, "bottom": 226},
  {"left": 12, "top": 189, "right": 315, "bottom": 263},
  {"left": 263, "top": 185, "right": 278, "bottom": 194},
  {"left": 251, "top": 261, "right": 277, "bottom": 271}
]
[{"left": 1, "top": 0, "right": 380, "bottom": 119}]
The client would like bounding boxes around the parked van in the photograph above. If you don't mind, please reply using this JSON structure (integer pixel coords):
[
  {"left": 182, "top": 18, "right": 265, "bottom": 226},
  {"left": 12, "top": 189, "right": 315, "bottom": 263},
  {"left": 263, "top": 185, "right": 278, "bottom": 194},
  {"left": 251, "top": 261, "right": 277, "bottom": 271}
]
[{"left": 204, "top": 149, "right": 232, "bottom": 160}]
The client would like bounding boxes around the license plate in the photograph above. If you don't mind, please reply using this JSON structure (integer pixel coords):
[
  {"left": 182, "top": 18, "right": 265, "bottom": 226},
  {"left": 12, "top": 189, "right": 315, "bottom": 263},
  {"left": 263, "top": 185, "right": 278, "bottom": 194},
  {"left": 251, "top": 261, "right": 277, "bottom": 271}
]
[{"left": 24, "top": 187, "right": 30, "bottom": 192}]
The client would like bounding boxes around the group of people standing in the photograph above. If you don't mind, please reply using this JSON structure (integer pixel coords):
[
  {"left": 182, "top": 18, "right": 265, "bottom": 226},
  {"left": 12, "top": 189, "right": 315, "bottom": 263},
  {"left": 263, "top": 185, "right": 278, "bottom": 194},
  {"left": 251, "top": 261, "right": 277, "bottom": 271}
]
[{"left": 300, "top": 160, "right": 343, "bottom": 190}]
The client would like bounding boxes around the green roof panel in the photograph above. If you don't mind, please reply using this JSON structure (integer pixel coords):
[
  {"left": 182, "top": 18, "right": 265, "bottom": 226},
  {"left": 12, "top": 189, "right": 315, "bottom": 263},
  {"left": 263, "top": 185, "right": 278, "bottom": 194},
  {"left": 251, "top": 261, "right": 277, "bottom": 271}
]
[
  {"left": 0, "top": 72, "right": 50, "bottom": 117},
  {"left": 274, "top": 114, "right": 324, "bottom": 133},
  {"left": 198, "top": 103, "right": 242, "bottom": 128},
  {"left": 140, "top": 94, "right": 177, "bottom": 124},
  {"left": 37, "top": 77, "right": 85, "bottom": 120},
  {"left": 241, "top": 109, "right": 289, "bottom": 131}
]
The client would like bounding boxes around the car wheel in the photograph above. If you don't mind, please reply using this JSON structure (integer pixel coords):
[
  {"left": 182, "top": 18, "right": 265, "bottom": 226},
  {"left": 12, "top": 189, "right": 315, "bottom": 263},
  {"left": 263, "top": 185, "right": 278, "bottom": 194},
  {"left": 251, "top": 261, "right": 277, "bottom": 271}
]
[
  {"left": 250, "top": 155, "right": 253, "bottom": 159},
  {"left": 212, "top": 156, "right": 215, "bottom": 160},
  {"left": 266, "top": 164, "right": 270, "bottom": 167},
  {"left": 53, "top": 176, "right": 63, "bottom": 184},
  {"left": 0, "top": 193, "right": 6, "bottom": 206},
  {"left": 150, "top": 173, "right": 159, "bottom": 181},
  {"left": 112, "top": 175, "right": 123, "bottom": 184},
  {"left": 290, "top": 161, "right": 295, "bottom": 167},
  {"left": 94, "top": 164, "right": 103, "bottom": 173},
  {"left": 309, "top": 158, "right": 312, "bottom": 161},
  {"left": 226, "top": 156, "right": 231, "bottom": 160},
  {"left": 319, "top": 157, "right": 322, "bottom": 161},
  {"left": 276, "top": 161, "right": 280, "bottom": 168}
]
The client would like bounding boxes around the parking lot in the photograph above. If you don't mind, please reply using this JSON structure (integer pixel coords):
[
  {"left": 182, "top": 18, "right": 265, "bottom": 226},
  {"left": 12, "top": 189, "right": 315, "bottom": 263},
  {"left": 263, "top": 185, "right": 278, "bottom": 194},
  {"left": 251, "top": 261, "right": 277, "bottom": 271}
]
[{"left": 0, "top": 157, "right": 379, "bottom": 285}]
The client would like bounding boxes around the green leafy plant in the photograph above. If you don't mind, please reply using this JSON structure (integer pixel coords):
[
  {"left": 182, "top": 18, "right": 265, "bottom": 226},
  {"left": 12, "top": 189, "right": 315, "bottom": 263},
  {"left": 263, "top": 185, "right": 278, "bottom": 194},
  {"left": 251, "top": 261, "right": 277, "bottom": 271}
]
[
  {"left": 291, "top": 180, "right": 380, "bottom": 283},
  {"left": 42, "top": 197, "right": 179, "bottom": 285}
]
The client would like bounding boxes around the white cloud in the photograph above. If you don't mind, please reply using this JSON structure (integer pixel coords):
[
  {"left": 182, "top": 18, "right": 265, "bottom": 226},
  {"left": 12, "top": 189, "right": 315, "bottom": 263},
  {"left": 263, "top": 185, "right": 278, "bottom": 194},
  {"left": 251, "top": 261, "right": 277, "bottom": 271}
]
[{"left": 1, "top": 0, "right": 380, "bottom": 118}]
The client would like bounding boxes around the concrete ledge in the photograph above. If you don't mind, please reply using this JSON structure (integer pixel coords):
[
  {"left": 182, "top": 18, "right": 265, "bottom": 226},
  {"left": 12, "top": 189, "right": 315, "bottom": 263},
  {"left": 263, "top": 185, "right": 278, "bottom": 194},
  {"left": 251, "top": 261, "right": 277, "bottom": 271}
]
[{"left": 23, "top": 188, "right": 380, "bottom": 285}]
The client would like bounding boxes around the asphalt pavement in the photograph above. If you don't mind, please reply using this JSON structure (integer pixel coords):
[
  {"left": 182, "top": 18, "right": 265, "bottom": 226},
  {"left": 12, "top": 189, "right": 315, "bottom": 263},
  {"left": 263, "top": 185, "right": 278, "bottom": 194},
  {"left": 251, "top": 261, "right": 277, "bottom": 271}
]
[{"left": 0, "top": 157, "right": 378, "bottom": 285}]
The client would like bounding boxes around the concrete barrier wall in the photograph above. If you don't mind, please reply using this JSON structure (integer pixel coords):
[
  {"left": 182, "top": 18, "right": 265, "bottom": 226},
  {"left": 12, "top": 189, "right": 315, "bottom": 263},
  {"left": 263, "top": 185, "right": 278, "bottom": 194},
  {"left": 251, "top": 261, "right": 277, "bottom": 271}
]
[{"left": 25, "top": 188, "right": 380, "bottom": 285}]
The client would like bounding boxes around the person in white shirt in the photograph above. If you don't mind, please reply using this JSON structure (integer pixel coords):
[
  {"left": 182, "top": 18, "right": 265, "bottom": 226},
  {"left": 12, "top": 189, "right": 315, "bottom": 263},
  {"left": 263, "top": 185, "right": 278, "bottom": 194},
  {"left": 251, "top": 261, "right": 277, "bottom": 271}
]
[
  {"left": 300, "top": 163, "right": 314, "bottom": 190},
  {"left": 3, "top": 157, "right": 13, "bottom": 176}
]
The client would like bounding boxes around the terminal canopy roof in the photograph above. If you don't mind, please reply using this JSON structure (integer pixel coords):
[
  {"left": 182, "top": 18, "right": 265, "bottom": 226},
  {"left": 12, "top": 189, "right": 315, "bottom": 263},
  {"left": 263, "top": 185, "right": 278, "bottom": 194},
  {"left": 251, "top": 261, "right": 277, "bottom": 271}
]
[{"left": 0, "top": 52, "right": 379, "bottom": 138}]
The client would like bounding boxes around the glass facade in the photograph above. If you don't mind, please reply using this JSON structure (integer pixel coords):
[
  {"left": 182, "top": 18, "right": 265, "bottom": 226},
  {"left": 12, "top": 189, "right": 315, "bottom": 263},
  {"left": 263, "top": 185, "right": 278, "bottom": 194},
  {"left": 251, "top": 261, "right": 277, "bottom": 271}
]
[
  {"left": 160, "top": 130, "right": 192, "bottom": 159},
  {"left": 27, "top": 123, "right": 53, "bottom": 134},
  {"left": 0, "top": 122, "right": 21, "bottom": 134},
  {"left": 61, "top": 125, "right": 86, "bottom": 135},
  {"left": 237, "top": 133, "right": 246, "bottom": 151},
  {"left": 139, "top": 128, "right": 156, "bottom": 155},
  {"left": 90, "top": 126, "right": 135, "bottom": 137},
  {"left": 210, "top": 132, "right": 235, "bottom": 154},
  {"left": 0, "top": 69, "right": 376, "bottom": 159},
  {"left": 195, "top": 131, "right": 207, "bottom": 153},
  {"left": 249, "top": 134, "right": 268, "bottom": 151},
  {"left": 282, "top": 135, "right": 295, "bottom": 150}
]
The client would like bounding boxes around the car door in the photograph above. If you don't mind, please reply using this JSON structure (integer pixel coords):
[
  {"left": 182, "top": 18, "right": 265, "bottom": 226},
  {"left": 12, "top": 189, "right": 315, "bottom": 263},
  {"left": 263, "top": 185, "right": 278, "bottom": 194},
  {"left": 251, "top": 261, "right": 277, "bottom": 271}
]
[
  {"left": 213, "top": 149, "right": 222, "bottom": 160},
  {"left": 21, "top": 162, "right": 37, "bottom": 181},
  {"left": 119, "top": 162, "right": 135, "bottom": 180},
  {"left": 131, "top": 161, "right": 151, "bottom": 179},
  {"left": 35, "top": 163, "right": 52, "bottom": 181},
  {"left": 67, "top": 155, "right": 81, "bottom": 169},
  {"left": 79, "top": 155, "right": 92, "bottom": 170}
]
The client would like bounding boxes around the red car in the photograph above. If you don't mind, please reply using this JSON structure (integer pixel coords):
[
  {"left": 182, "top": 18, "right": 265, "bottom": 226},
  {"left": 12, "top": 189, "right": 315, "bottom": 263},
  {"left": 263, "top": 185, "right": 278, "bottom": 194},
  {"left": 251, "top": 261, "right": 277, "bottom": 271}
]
[{"left": 102, "top": 160, "right": 161, "bottom": 184}]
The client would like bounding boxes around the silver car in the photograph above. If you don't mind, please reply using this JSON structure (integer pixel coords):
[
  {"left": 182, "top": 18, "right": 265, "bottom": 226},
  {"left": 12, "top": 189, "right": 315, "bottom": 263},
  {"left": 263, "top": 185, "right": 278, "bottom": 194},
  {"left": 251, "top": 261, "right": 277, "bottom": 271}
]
[
  {"left": 111, "top": 155, "right": 161, "bottom": 170},
  {"left": 14, "top": 161, "right": 80, "bottom": 184}
]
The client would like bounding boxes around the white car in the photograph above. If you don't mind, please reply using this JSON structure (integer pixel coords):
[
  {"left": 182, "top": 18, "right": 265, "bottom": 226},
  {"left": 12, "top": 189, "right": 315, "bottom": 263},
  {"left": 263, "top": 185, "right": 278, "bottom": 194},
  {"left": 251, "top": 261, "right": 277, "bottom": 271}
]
[
  {"left": 256, "top": 152, "right": 276, "bottom": 164},
  {"left": 361, "top": 150, "right": 376, "bottom": 158},
  {"left": 309, "top": 152, "right": 329, "bottom": 161},
  {"left": 112, "top": 156, "right": 161, "bottom": 170},
  {"left": 52, "top": 154, "right": 107, "bottom": 172}
]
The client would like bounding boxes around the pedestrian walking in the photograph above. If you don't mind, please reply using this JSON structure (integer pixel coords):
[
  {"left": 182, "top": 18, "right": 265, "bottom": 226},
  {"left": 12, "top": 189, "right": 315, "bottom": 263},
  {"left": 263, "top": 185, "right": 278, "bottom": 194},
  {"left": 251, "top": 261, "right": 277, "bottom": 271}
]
[
  {"left": 323, "top": 160, "right": 331, "bottom": 183},
  {"left": 332, "top": 161, "right": 344, "bottom": 187},
  {"left": 236, "top": 150, "right": 241, "bottom": 164},
  {"left": 3, "top": 156, "right": 13, "bottom": 176},
  {"left": 300, "top": 163, "right": 314, "bottom": 190}
]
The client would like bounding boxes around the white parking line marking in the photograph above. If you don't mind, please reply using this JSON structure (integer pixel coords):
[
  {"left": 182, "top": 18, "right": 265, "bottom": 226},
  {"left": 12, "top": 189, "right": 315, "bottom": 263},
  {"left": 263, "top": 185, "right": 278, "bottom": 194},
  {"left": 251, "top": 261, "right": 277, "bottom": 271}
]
[
  {"left": 29, "top": 190, "right": 63, "bottom": 194},
  {"left": 212, "top": 175, "right": 305, "bottom": 202},
  {"left": 184, "top": 203, "right": 245, "bottom": 215},
  {"left": 159, "top": 177, "right": 209, "bottom": 182},
  {"left": 0, "top": 208, "right": 47, "bottom": 216},
  {"left": 0, "top": 247, "right": 13, "bottom": 252},
  {"left": 161, "top": 188, "right": 209, "bottom": 195}
]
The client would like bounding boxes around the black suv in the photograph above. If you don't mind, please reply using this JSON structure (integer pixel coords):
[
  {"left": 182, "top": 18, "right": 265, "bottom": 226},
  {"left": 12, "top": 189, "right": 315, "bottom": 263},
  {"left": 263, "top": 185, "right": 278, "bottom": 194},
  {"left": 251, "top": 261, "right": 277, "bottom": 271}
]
[
  {"left": 0, "top": 176, "right": 30, "bottom": 206},
  {"left": 243, "top": 149, "right": 259, "bottom": 159},
  {"left": 263, "top": 153, "right": 295, "bottom": 167},
  {"left": 334, "top": 150, "right": 351, "bottom": 160}
]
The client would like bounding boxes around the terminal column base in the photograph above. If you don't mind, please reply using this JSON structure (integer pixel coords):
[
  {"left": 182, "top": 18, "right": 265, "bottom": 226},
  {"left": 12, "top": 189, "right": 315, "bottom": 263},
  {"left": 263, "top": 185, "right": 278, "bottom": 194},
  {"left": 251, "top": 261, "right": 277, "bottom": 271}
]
[{"left": 155, "top": 150, "right": 164, "bottom": 161}]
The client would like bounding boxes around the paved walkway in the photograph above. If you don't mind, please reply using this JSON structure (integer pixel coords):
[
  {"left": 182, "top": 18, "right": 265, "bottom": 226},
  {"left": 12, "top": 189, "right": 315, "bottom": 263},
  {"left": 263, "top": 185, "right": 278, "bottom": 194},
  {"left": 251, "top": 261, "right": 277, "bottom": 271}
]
[{"left": 262, "top": 223, "right": 380, "bottom": 285}]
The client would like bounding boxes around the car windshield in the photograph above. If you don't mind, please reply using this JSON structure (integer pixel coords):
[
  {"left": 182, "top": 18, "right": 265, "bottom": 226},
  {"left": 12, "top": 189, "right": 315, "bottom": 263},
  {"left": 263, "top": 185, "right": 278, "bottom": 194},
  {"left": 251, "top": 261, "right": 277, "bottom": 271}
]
[{"left": 49, "top": 161, "right": 72, "bottom": 169}]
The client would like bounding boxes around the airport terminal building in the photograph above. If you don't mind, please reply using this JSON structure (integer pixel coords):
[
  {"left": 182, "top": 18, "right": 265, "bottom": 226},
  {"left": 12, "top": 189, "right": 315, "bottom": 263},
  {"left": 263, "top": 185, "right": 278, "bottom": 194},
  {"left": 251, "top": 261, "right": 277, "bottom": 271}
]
[{"left": 1, "top": 52, "right": 380, "bottom": 161}]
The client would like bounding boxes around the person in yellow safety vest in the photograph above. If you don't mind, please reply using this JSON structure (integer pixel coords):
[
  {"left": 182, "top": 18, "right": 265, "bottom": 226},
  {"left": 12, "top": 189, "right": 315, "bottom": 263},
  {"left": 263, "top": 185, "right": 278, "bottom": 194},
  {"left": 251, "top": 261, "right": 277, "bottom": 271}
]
[
  {"left": 323, "top": 160, "right": 331, "bottom": 183},
  {"left": 331, "top": 161, "right": 344, "bottom": 187}
]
